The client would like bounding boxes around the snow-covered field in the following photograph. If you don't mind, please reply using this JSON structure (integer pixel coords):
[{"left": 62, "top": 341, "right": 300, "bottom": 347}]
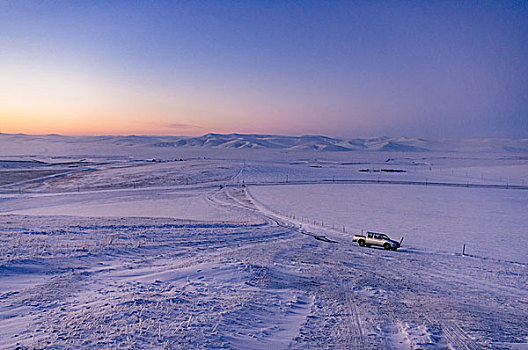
[
  {"left": 249, "top": 184, "right": 528, "bottom": 264},
  {"left": 1, "top": 134, "right": 527, "bottom": 349}
]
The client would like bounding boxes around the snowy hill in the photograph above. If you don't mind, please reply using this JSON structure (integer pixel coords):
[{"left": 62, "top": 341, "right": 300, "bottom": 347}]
[
  {"left": 1, "top": 133, "right": 527, "bottom": 154},
  {"left": 159, "top": 133, "right": 433, "bottom": 151}
]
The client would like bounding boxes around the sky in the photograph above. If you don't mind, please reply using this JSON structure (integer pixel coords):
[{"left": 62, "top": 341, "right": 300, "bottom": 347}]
[{"left": 0, "top": 1, "right": 527, "bottom": 138}]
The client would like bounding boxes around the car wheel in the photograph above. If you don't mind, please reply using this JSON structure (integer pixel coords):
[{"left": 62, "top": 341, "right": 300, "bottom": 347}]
[
  {"left": 358, "top": 240, "right": 365, "bottom": 247},
  {"left": 384, "top": 243, "right": 391, "bottom": 250}
]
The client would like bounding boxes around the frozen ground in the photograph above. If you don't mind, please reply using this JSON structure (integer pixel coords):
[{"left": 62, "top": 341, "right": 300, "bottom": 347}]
[
  {"left": 0, "top": 134, "right": 527, "bottom": 349},
  {"left": 0, "top": 187, "right": 260, "bottom": 224},
  {"left": 249, "top": 184, "right": 528, "bottom": 264}
]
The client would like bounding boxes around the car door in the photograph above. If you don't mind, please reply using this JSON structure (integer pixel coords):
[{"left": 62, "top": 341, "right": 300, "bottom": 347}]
[
  {"left": 366, "top": 232, "right": 375, "bottom": 245},
  {"left": 373, "top": 233, "right": 384, "bottom": 246}
]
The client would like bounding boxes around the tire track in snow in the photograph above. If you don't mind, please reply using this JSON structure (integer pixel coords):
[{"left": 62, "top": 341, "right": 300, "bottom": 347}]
[
  {"left": 441, "top": 321, "right": 480, "bottom": 350},
  {"left": 343, "top": 286, "right": 365, "bottom": 349},
  {"left": 208, "top": 187, "right": 374, "bottom": 348}
]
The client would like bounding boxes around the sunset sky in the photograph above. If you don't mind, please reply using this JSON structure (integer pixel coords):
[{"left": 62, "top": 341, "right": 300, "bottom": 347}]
[{"left": 1, "top": 1, "right": 526, "bottom": 137}]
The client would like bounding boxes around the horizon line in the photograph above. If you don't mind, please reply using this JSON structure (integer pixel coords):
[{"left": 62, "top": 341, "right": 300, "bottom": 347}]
[{"left": 0, "top": 132, "right": 526, "bottom": 141}]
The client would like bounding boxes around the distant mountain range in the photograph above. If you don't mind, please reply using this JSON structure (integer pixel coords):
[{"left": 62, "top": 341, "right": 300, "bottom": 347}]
[
  {"left": 1, "top": 133, "right": 527, "bottom": 153},
  {"left": 151, "top": 134, "right": 432, "bottom": 152}
]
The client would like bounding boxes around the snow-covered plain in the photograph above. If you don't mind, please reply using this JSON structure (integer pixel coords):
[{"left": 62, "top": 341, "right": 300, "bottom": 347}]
[
  {"left": 249, "top": 184, "right": 528, "bottom": 264},
  {"left": 0, "top": 133, "right": 527, "bottom": 349}
]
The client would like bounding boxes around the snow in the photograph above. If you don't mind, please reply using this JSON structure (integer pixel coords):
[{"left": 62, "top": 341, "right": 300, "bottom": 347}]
[
  {"left": 1, "top": 188, "right": 260, "bottom": 223},
  {"left": 0, "top": 133, "right": 527, "bottom": 349},
  {"left": 249, "top": 184, "right": 528, "bottom": 264}
]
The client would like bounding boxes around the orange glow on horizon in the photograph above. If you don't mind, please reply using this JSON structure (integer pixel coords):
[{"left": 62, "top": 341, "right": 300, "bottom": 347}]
[
  {"left": 0, "top": 114, "right": 207, "bottom": 136},
  {"left": 0, "top": 56, "right": 357, "bottom": 138},
  {"left": 0, "top": 110, "right": 322, "bottom": 137}
]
